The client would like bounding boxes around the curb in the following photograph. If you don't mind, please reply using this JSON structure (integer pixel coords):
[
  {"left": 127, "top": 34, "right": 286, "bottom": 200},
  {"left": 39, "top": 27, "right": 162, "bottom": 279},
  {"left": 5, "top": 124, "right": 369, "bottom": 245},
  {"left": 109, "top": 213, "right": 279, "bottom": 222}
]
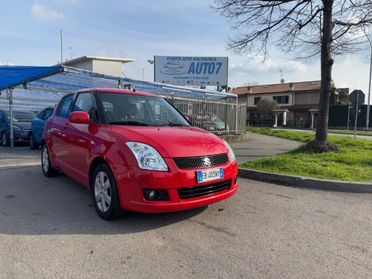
[
  {"left": 238, "top": 168, "right": 372, "bottom": 193},
  {"left": 0, "top": 162, "right": 40, "bottom": 169},
  {"left": 221, "top": 133, "right": 247, "bottom": 143}
]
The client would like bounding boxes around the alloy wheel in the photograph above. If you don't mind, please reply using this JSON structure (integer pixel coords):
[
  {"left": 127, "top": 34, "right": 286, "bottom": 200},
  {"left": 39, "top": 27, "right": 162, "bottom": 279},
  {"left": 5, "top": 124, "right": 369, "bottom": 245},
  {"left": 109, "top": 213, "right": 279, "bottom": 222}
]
[
  {"left": 42, "top": 145, "right": 49, "bottom": 173},
  {"left": 94, "top": 171, "right": 112, "bottom": 213}
]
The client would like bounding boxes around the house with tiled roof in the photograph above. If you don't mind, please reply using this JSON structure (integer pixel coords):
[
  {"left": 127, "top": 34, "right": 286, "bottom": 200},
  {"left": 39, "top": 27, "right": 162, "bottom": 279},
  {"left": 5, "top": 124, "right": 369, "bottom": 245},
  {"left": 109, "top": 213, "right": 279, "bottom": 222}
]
[{"left": 232, "top": 80, "right": 349, "bottom": 128}]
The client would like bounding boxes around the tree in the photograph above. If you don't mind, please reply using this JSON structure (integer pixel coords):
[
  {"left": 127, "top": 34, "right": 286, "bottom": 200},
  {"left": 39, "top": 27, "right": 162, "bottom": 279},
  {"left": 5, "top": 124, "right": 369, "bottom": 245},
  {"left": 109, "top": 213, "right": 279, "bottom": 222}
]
[
  {"left": 256, "top": 98, "right": 278, "bottom": 123},
  {"left": 215, "top": 0, "right": 372, "bottom": 151}
]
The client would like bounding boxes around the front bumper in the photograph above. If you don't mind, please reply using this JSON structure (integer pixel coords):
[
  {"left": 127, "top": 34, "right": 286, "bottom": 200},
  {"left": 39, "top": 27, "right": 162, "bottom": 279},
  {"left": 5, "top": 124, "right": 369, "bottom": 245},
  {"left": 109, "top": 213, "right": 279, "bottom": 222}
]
[
  {"left": 14, "top": 133, "right": 29, "bottom": 143},
  {"left": 114, "top": 159, "right": 239, "bottom": 213},
  {"left": 6, "top": 131, "right": 29, "bottom": 143}
]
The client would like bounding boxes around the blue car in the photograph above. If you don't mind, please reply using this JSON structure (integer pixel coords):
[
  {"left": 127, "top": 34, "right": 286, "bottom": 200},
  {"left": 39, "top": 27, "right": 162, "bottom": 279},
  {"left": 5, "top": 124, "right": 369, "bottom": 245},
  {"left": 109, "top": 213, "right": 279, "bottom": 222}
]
[
  {"left": 0, "top": 109, "right": 35, "bottom": 146},
  {"left": 29, "top": 107, "right": 54, "bottom": 149}
]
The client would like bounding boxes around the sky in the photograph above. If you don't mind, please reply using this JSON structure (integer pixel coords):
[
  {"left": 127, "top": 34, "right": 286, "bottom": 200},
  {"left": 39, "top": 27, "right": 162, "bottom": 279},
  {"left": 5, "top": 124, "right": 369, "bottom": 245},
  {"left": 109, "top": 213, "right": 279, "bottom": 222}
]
[{"left": 0, "top": 0, "right": 371, "bottom": 99}]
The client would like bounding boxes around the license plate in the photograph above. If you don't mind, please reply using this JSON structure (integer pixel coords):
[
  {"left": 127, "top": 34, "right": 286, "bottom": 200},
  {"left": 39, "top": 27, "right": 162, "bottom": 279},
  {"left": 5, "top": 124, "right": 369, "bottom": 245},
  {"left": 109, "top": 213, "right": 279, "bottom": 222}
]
[{"left": 197, "top": 168, "right": 223, "bottom": 183}]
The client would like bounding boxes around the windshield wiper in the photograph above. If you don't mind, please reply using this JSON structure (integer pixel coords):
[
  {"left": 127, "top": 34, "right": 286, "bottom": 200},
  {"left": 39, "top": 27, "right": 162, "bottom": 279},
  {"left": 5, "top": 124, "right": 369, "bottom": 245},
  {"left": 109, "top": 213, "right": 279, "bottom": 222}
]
[
  {"left": 158, "top": 122, "right": 186, "bottom": 127},
  {"left": 108, "top": 120, "right": 148, "bottom": 126}
]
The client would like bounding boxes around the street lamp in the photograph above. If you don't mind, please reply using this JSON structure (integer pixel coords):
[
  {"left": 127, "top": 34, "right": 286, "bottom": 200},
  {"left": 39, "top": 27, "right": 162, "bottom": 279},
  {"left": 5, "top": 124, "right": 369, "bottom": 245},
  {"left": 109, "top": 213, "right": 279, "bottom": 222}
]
[{"left": 364, "top": 28, "right": 372, "bottom": 131}]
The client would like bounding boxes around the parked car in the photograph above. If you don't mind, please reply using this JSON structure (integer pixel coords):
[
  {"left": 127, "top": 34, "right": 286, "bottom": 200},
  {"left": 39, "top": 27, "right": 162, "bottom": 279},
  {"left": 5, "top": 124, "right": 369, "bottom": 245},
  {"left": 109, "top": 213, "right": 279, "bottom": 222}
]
[
  {"left": 0, "top": 109, "right": 35, "bottom": 146},
  {"left": 42, "top": 88, "right": 238, "bottom": 220},
  {"left": 189, "top": 113, "right": 229, "bottom": 132},
  {"left": 29, "top": 107, "right": 54, "bottom": 149}
]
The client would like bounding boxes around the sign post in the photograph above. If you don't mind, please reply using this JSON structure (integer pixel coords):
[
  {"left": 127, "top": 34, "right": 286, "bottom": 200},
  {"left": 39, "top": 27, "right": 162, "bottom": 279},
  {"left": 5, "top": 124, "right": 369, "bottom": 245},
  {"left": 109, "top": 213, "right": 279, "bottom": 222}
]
[{"left": 8, "top": 88, "right": 14, "bottom": 148}]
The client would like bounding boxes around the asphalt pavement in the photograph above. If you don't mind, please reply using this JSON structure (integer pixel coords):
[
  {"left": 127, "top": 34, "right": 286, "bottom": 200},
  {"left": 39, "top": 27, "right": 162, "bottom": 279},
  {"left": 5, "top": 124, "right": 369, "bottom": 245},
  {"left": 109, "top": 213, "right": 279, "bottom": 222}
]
[
  {"left": 231, "top": 131, "right": 301, "bottom": 163},
  {"left": 0, "top": 166, "right": 372, "bottom": 278},
  {"left": 1, "top": 133, "right": 371, "bottom": 278}
]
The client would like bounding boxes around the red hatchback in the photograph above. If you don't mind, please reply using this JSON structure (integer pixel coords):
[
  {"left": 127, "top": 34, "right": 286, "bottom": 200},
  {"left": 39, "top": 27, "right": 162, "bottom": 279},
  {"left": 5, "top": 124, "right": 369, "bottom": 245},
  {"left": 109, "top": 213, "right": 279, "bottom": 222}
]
[{"left": 41, "top": 88, "right": 238, "bottom": 219}]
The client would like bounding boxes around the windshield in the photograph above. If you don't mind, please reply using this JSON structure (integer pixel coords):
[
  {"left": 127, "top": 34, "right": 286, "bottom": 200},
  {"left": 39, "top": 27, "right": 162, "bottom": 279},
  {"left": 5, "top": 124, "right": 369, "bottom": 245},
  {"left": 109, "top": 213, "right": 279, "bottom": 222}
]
[
  {"left": 97, "top": 93, "right": 190, "bottom": 127},
  {"left": 5, "top": 111, "right": 35, "bottom": 122}
]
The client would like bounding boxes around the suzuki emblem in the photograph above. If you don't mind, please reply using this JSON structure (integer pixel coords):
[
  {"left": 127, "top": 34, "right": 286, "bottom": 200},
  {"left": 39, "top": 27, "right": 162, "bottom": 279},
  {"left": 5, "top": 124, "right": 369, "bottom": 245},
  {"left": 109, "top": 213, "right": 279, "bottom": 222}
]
[{"left": 203, "top": 157, "right": 211, "bottom": 167}]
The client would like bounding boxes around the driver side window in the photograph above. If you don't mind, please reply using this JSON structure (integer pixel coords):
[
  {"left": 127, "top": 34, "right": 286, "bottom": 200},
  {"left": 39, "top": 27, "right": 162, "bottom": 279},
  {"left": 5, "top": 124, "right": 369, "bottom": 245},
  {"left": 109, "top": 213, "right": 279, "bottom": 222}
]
[{"left": 73, "top": 93, "right": 97, "bottom": 122}]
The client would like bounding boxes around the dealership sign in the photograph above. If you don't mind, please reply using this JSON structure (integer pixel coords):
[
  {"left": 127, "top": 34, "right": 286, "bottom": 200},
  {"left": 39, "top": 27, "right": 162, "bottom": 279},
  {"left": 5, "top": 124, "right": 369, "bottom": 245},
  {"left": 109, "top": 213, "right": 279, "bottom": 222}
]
[{"left": 154, "top": 56, "right": 228, "bottom": 86}]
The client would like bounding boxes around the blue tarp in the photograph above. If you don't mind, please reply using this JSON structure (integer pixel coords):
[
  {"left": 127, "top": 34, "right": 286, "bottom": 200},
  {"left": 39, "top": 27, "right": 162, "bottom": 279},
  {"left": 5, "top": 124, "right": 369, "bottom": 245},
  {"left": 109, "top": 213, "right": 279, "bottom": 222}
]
[
  {"left": 0, "top": 65, "right": 236, "bottom": 112},
  {"left": 0, "top": 66, "right": 62, "bottom": 91}
]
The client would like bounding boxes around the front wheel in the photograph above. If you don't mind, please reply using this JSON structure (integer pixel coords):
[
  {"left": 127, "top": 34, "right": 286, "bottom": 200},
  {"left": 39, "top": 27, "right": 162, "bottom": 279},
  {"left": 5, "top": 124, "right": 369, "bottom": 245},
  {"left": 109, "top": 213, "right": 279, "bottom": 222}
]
[
  {"left": 91, "top": 164, "right": 123, "bottom": 220},
  {"left": 41, "top": 144, "right": 58, "bottom": 177}
]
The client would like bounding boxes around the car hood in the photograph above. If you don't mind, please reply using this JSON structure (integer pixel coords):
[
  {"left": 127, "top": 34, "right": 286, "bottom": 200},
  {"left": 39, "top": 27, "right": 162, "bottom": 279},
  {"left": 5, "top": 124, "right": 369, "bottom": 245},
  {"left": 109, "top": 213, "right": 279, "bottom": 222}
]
[
  {"left": 111, "top": 126, "right": 228, "bottom": 158},
  {"left": 13, "top": 122, "right": 31, "bottom": 130}
]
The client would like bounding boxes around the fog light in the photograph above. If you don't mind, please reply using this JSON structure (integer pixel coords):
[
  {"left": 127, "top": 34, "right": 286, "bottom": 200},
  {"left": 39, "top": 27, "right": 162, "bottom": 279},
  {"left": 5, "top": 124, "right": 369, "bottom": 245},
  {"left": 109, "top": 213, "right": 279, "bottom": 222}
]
[
  {"left": 143, "top": 189, "right": 169, "bottom": 201},
  {"left": 147, "top": 190, "right": 156, "bottom": 200}
]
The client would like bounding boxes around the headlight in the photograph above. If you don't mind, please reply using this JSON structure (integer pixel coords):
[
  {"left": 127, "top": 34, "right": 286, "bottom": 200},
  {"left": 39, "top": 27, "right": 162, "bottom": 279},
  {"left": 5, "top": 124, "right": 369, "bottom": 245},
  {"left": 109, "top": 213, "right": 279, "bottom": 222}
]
[
  {"left": 223, "top": 139, "right": 236, "bottom": 162},
  {"left": 126, "top": 142, "right": 168, "bottom": 171}
]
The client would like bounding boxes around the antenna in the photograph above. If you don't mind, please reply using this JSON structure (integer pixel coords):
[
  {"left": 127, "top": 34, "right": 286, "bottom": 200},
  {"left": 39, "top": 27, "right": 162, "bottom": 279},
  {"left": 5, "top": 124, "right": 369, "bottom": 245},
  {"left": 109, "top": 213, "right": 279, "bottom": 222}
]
[{"left": 280, "top": 69, "right": 285, "bottom": 84}]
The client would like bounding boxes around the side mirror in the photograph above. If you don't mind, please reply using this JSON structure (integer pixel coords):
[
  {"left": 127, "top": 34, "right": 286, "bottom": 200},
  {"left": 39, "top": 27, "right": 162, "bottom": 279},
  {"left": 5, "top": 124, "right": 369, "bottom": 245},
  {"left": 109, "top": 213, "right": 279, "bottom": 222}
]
[{"left": 69, "top": 111, "right": 90, "bottom": 124}]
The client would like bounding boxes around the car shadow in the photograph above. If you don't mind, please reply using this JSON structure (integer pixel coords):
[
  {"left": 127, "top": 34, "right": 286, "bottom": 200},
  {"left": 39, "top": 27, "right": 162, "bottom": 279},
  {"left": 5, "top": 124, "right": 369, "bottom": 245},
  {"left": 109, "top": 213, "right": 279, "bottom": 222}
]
[{"left": 0, "top": 165, "right": 207, "bottom": 235}]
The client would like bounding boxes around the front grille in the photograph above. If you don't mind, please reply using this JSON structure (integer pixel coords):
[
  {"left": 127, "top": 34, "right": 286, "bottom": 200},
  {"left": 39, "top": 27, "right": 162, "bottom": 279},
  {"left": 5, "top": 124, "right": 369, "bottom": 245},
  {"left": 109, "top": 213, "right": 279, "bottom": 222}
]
[
  {"left": 178, "top": 179, "right": 231, "bottom": 199},
  {"left": 174, "top": 153, "right": 228, "bottom": 169}
]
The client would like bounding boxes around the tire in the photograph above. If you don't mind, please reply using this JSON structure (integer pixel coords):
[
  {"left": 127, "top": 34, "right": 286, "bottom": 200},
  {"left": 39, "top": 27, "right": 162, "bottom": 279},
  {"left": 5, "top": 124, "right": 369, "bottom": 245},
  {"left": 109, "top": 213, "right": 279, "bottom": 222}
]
[
  {"left": 41, "top": 144, "right": 59, "bottom": 177},
  {"left": 1, "top": 132, "right": 8, "bottom": 147},
  {"left": 91, "top": 163, "right": 124, "bottom": 220},
  {"left": 29, "top": 133, "right": 38, "bottom": 149}
]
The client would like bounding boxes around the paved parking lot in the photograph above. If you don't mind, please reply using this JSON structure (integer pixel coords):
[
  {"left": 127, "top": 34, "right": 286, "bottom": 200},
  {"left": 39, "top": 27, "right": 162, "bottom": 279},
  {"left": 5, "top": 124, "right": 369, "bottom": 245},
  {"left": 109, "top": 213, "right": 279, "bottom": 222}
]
[{"left": 1, "top": 164, "right": 372, "bottom": 278}]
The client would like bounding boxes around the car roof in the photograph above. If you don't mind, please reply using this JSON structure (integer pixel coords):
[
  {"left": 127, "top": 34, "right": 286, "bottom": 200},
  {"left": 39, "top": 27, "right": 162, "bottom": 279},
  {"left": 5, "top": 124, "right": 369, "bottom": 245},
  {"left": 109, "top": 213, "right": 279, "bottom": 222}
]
[{"left": 76, "top": 88, "right": 160, "bottom": 98}]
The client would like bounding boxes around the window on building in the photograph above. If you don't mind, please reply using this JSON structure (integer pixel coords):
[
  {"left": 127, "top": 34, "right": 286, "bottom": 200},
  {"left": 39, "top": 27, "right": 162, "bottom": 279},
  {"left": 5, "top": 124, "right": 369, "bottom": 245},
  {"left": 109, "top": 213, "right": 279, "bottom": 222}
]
[
  {"left": 273, "top": 95, "right": 289, "bottom": 104},
  {"left": 254, "top": 97, "right": 261, "bottom": 105}
]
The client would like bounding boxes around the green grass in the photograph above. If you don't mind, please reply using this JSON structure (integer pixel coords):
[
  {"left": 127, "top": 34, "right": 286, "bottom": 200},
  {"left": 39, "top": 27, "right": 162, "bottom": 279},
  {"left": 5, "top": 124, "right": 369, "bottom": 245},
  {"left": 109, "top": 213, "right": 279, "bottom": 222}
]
[
  {"left": 243, "top": 127, "right": 372, "bottom": 182},
  {"left": 328, "top": 129, "right": 372, "bottom": 136}
]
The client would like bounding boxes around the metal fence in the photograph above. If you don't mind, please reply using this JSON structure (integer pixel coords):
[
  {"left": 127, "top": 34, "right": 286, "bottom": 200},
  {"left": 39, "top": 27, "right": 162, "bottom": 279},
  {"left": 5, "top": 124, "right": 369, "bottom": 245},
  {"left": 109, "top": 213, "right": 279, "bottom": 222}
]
[
  {"left": 0, "top": 90, "right": 247, "bottom": 136},
  {"left": 163, "top": 95, "right": 247, "bottom": 135}
]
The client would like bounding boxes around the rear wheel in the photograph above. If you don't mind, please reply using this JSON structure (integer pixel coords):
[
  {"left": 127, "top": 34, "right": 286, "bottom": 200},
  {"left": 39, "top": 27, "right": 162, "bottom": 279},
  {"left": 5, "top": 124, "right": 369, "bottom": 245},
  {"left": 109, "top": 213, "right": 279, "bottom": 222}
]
[
  {"left": 41, "top": 144, "right": 58, "bottom": 177},
  {"left": 29, "top": 133, "right": 38, "bottom": 149},
  {"left": 91, "top": 164, "right": 123, "bottom": 220},
  {"left": 1, "top": 132, "right": 8, "bottom": 146}
]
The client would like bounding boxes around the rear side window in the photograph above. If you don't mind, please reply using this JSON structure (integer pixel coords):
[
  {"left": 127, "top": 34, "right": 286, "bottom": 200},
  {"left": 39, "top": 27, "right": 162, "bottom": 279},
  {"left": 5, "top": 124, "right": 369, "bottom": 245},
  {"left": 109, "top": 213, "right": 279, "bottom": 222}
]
[{"left": 57, "top": 95, "right": 73, "bottom": 118}]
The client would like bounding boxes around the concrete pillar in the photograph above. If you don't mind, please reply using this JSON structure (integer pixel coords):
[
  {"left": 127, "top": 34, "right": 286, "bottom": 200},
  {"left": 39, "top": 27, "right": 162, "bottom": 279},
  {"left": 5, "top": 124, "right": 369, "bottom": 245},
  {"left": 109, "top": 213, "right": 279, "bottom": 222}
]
[
  {"left": 310, "top": 113, "right": 315, "bottom": 130},
  {"left": 273, "top": 113, "right": 278, "bottom": 128},
  {"left": 283, "top": 111, "right": 287, "bottom": 126}
]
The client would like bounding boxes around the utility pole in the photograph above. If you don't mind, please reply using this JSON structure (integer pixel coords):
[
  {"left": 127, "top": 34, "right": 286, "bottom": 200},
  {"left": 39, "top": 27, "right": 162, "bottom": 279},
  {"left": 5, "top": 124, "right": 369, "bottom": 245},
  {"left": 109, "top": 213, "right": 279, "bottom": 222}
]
[
  {"left": 60, "top": 29, "right": 63, "bottom": 65},
  {"left": 8, "top": 89, "right": 14, "bottom": 148},
  {"left": 354, "top": 90, "right": 360, "bottom": 139},
  {"left": 363, "top": 28, "right": 371, "bottom": 131}
]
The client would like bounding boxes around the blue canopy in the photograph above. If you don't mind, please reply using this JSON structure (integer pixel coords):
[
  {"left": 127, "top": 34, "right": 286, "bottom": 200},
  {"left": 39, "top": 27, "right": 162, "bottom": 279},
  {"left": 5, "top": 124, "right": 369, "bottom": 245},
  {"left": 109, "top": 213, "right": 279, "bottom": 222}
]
[
  {"left": 0, "top": 65, "right": 237, "bottom": 111},
  {"left": 0, "top": 66, "right": 62, "bottom": 91}
]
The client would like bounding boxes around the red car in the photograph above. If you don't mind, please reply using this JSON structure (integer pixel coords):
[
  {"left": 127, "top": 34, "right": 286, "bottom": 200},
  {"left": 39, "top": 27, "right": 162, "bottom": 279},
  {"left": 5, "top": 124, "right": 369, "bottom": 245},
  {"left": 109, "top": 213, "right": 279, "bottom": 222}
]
[{"left": 41, "top": 88, "right": 238, "bottom": 219}]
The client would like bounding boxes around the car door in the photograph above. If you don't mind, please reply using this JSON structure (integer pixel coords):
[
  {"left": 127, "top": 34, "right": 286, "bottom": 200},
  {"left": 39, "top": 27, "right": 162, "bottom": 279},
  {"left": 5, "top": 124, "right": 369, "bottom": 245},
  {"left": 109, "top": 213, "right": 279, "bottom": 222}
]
[
  {"left": 33, "top": 109, "right": 46, "bottom": 144},
  {"left": 50, "top": 94, "right": 74, "bottom": 168},
  {"left": 38, "top": 108, "right": 54, "bottom": 144},
  {"left": 62, "top": 92, "right": 98, "bottom": 186}
]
